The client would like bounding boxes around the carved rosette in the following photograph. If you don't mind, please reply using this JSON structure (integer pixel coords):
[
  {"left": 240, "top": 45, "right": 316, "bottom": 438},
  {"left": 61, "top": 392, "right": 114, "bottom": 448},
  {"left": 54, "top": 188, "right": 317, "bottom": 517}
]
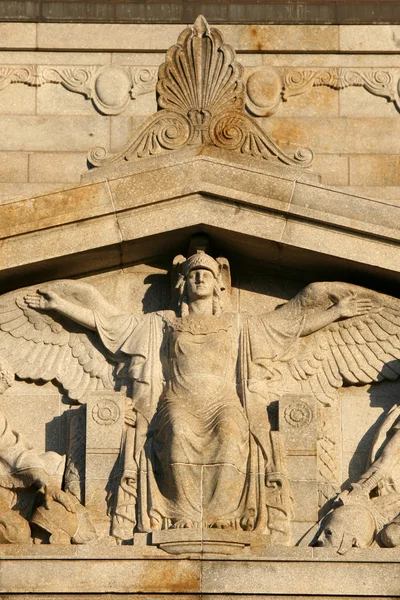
[{"left": 88, "top": 15, "right": 313, "bottom": 170}]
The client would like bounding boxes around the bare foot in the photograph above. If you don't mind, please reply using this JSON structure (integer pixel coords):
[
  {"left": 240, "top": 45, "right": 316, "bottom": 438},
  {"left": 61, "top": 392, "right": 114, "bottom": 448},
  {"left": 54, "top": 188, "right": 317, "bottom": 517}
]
[
  {"left": 171, "top": 519, "right": 199, "bottom": 529},
  {"left": 210, "top": 519, "right": 235, "bottom": 530},
  {"left": 240, "top": 509, "right": 256, "bottom": 531}
]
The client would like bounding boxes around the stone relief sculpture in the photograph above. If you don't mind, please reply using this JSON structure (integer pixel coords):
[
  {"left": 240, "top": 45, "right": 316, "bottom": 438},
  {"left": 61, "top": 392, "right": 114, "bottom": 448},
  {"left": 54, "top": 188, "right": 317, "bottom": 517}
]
[
  {"left": 1, "top": 243, "right": 400, "bottom": 550},
  {"left": 316, "top": 396, "right": 400, "bottom": 552},
  {"left": 87, "top": 15, "right": 313, "bottom": 171},
  {"left": 0, "top": 358, "right": 96, "bottom": 544}
]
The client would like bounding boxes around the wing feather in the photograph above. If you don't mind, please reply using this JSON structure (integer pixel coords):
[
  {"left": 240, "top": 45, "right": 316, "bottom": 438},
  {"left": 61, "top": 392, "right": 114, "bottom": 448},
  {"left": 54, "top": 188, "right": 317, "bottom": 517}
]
[
  {"left": 0, "top": 283, "right": 118, "bottom": 401},
  {"left": 286, "top": 286, "right": 400, "bottom": 403}
]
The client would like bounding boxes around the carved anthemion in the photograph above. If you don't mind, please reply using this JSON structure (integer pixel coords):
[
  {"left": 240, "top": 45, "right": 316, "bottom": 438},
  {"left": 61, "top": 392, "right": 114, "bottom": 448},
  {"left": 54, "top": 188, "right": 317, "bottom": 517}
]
[{"left": 88, "top": 15, "right": 313, "bottom": 170}]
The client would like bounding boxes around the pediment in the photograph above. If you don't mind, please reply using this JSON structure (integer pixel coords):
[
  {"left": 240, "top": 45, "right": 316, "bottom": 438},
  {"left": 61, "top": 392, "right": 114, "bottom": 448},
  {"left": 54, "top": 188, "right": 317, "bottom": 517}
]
[
  {"left": 0, "top": 142, "right": 399, "bottom": 293},
  {"left": 1, "top": 16, "right": 400, "bottom": 294}
]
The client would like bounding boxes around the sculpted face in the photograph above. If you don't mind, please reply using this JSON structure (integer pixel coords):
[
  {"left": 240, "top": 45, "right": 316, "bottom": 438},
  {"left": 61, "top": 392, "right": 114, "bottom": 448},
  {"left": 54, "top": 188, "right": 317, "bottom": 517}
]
[{"left": 186, "top": 268, "right": 215, "bottom": 301}]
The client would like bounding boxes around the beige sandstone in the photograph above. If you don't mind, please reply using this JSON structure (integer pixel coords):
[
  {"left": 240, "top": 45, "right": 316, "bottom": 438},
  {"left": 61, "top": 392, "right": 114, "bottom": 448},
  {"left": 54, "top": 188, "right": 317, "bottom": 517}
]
[{"left": 0, "top": 14, "right": 398, "bottom": 599}]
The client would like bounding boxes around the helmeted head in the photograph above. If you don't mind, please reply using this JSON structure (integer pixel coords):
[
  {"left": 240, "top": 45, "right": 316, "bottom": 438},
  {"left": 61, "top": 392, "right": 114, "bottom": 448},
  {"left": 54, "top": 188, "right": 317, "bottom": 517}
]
[
  {"left": 173, "top": 250, "right": 230, "bottom": 317},
  {"left": 316, "top": 503, "right": 376, "bottom": 554}
]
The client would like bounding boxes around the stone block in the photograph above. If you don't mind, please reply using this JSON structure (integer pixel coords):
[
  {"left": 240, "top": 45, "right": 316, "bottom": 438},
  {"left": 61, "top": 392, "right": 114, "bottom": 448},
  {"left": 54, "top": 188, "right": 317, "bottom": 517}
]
[
  {"left": 281, "top": 216, "right": 400, "bottom": 276},
  {"left": 290, "top": 481, "right": 318, "bottom": 522},
  {"left": 311, "top": 154, "right": 349, "bottom": 186},
  {"left": 29, "top": 152, "right": 87, "bottom": 183},
  {"left": 36, "top": 84, "right": 95, "bottom": 116},
  {"left": 334, "top": 185, "right": 400, "bottom": 204},
  {"left": 340, "top": 393, "right": 394, "bottom": 455},
  {"left": 0, "top": 50, "right": 112, "bottom": 65},
  {"left": 111, "top": 52, "right": 165, "bottom": 66},
  {"left": 340, "top": 25, "right": 400, "bottom": 52},
  {"left": 339, "top": 86, "right": 395, "bottom": 118},
  {"left": 0, "top": 182, "right": 72, "bottom": 204},
  {"left": 2, "top": 391, "right": 61, "bottom": 453},
  {"left": 0, "top": 152, "right": 29, "bottom": 183},
  {"left": 220, "top": 25, "right": 339, "bottom": 52},
  {"left": 350, "top": 154, "right": 400, "bottom": 186},
  {"left": 0, "top": 180, "right": 113, "bottom": 239},
  {"left": 0, "top": 83, "right": 36, "bottom": 115},
  {"left": 342, "top": 451, "right": 369, "bottom": 485},
  {"left": 200, "top": 555, "right": 400, "bottom": 595},
  {"left": 0, "top": 115, "right": 110, "bottom": 152},
  {"left": 286, "top": 455, "right": 317, "bottom": 481},
  {"left": 279, "top": 87, "right": 339, "bottom": 118},
  {"left": 290, "top": 181, "right": 400, "bottom": 240},
  {"left": 37, "top": 23, "right": 184, "bottom": 51},
  {"left": 266, "top": 117, "right": 400, "bottom": 155},
  {"left": 0, "top": 23, "right": 36, "bottom": 50}
]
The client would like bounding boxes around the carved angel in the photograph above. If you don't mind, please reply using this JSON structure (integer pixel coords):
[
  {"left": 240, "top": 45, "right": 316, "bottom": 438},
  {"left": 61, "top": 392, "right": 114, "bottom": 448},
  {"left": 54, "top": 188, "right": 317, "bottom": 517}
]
[{"left": 1, "top": 251, "right": 400, "bottom": 546}]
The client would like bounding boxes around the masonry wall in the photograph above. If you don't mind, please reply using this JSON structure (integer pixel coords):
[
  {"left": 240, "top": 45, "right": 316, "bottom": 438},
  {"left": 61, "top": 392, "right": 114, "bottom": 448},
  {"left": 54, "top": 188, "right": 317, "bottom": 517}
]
[{"left": 0, "top": 23, "right": 400, "bottom": 205}]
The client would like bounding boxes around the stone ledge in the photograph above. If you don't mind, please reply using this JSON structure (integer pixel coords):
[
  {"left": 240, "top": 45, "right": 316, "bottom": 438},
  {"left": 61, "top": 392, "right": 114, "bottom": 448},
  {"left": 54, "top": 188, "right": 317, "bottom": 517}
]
[{"left": 0, "top": 547, "right": 399, "bottom": 595}]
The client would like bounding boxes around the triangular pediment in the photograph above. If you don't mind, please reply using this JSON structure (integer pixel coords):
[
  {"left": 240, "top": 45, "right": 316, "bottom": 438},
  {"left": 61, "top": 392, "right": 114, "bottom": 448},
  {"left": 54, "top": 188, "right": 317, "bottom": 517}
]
[
  {"left": 1, "top": 16, "right": 399, "bottom": 293},
  {"left": 1, "top": 144, "right": 399, "bottom": 293}
]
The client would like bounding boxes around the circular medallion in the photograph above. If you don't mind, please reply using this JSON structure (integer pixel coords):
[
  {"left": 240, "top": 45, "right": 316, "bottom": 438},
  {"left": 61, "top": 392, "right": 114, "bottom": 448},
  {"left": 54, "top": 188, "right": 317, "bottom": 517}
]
[
  {"left": 284, "top": 401, "right": 313, "bottom": 428},
  {"left": 92, "top": 398, "right": 120, "bottom": 426}
]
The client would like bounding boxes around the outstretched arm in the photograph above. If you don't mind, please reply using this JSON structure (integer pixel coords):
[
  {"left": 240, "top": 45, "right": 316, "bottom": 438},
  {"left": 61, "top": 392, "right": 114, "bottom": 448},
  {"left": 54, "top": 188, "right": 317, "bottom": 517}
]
[
  {"left": 301, "top": 291, "right": 374, "bottom": 336},
  {"left": 24, "top": 289, "right": 96, "bottom": 330}
]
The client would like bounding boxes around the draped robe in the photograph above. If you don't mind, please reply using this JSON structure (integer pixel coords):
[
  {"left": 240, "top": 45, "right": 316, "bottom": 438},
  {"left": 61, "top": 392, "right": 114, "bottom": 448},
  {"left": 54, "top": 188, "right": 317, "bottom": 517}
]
[{"left": 94, "top": 306, "right": 304, "bottom": 539}]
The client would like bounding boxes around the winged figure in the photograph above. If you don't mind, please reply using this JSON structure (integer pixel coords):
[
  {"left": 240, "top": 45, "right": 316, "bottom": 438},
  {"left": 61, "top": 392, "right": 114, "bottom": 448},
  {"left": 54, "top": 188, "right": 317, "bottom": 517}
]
[{"left": 1, "top": 250, "right": 400, "bottom": 545}]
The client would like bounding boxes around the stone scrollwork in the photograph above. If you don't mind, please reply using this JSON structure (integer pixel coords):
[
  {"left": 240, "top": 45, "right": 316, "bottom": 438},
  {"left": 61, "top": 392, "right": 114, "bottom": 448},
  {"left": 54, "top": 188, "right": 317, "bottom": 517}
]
[
  {"left": 0, "top": 65, "right": 157, "bottom": 115},
  {"left": 88, "top": 15, "right": 313, "bottom": 170},
  {"left": 245, "top": 66, "right": 400, "bottom": 117}
]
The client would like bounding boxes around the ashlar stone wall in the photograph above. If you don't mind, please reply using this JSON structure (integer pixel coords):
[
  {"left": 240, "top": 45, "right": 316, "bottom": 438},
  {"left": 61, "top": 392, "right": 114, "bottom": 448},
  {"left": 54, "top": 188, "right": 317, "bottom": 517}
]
[{"left": 1, "top": 23, "right": 400, "bottom": 204}]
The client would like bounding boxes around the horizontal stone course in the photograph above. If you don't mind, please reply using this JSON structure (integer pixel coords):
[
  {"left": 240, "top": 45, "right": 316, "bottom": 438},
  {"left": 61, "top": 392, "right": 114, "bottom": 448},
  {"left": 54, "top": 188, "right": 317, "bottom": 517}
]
[
  {"left": 0, "top": 115, "right": 109, "bottom": 152},
  {"left": 266, "top": 117, "right": 400, "bottom": 155},
  {"left": 349, "top": 154, "right": 400, "bottom": 186},
  {"left": 28, "top": 152, "right": 87, "bottom": 183}
]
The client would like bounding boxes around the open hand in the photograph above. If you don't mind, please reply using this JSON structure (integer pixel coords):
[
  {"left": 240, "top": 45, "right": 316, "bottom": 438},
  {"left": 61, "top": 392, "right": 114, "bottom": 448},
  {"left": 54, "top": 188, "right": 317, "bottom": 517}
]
[
  {"left": 330, "top": 291, "right": 373, "bottom": 319},
  {"left": 24, "top": 289, "right": 60, "bottom": 311}
]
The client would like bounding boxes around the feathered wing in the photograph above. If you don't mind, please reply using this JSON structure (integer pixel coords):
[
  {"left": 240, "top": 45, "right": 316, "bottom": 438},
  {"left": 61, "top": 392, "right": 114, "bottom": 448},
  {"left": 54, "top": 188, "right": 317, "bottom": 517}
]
[
  {"left": 286, "top": 284, "right": 400, "bottom": 404},
  {"left": 0, "top": 281, "right": 119, "bottom": 402}
]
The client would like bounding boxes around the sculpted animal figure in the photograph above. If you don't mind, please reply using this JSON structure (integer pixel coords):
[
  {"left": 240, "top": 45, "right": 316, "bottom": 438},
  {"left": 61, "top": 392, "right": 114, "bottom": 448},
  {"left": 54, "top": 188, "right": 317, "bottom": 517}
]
[{"left": 1, "top": 249, "right": 400, "bottom": 544}]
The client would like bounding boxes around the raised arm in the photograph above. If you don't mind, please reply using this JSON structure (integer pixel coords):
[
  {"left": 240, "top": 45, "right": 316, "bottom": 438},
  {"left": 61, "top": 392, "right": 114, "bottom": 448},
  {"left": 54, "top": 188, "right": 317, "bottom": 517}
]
[
  {"left": 301, "top": 291, "right": 374, "bottom": 336},
  {"left": 24, "top": 289, "right": 97, "bottom": 330},
  {"left": 277, "top": 282, "right": 375, "bottom": 337}
]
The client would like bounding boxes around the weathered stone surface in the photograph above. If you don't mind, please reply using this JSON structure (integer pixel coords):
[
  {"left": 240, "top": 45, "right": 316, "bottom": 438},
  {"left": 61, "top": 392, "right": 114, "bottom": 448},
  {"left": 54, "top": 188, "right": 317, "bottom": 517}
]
[
  {"left": 0, "top": 152, "right": 29, "bottom": 183},
  {"left": 28, "top": 152, "right": 87, "bottom": 183},
  {"left": 0, "top": 14, "right": 400, "bottom": 598},
  {"left": 0, "top": 23, "right": 36, "bottom": 49},
  {"left": 0, "top": 116, "right": 110, "bottom": 152}
]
